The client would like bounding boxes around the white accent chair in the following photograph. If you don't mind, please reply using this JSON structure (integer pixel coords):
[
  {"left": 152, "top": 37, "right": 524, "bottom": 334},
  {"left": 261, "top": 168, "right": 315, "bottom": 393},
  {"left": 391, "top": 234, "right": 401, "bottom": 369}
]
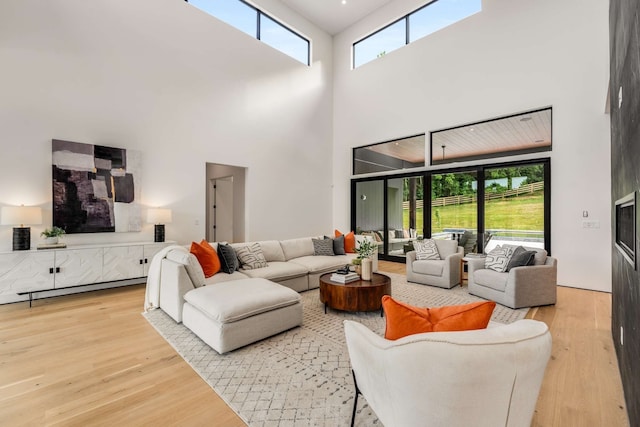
[
  {"left": 344, "top": 319, "right": 552, "bottom": 427},
  {"left": 406, "top": 239, "right": 463, "bottom": 288}
]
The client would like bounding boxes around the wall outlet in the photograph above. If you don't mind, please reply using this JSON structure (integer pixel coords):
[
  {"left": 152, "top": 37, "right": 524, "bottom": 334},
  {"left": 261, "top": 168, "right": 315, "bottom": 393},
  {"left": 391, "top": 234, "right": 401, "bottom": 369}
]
[
  {"left": 582, "top": 220, "right": 600, "bottom": 229},
  {"left": 620, "top": 326, "right": 624, "bottom": 346}
]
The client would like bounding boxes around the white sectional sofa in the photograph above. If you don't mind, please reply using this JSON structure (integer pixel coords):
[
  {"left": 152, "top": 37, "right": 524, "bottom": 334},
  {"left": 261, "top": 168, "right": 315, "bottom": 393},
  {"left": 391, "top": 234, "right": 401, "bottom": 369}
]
[
  {"left": 151, "top": 235, "right": 376, "bottom": 354},
  {"left": 157, "top": 236, "right": 377, "bottom": 324}
]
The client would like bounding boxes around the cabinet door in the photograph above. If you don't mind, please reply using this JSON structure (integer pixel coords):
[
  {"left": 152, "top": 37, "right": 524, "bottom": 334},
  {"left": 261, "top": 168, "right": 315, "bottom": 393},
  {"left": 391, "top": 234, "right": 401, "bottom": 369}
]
[
  {"left": 102, "top": 246, "right": 144, "bottom": 281},
  {"left": 54, "top": 248, "right": 104, "bottom": 289},
  {"left": 0, "top": 252, "right": 55, "bottom": 294},
  {"left": 142, "top": 243, "right": 169, "bottom": 276}
]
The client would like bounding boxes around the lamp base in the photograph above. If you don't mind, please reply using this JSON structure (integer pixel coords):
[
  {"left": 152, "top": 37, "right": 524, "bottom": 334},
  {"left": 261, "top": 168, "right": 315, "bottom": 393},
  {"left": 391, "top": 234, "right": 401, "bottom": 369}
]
[
  {"left": 13, "top": 227, "right": 31, "bottom": 251},
  {"left": 154, "top": 224, "right": 165, "bottom": 243}
]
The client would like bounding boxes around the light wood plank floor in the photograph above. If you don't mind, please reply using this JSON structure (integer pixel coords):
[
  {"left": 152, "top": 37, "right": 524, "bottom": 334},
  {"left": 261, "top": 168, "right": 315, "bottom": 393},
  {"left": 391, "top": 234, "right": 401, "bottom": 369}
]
[{"left": 0, "top": 261, "right": 629, "bottom": 426}]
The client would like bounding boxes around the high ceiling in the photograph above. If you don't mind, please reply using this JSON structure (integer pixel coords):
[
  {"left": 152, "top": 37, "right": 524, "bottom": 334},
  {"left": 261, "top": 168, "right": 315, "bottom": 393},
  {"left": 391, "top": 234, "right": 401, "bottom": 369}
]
[{"left": 280, "top": 0, "right": 394, "bottom": 35}]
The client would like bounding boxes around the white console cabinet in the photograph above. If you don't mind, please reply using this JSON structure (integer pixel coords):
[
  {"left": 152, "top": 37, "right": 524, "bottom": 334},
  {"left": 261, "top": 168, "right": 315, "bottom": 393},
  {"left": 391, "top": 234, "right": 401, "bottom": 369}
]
[{"left": 0, "top": 241, "right": 172, "bottom": 305}]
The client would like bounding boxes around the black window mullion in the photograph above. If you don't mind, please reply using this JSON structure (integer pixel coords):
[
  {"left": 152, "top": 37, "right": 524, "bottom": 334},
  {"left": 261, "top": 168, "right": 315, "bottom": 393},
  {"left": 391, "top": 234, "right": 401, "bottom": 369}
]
[
  {"left": 477, "top": 165, "right": 486, "bottom": 253},
  {"left": 405, "top": 16, "right": 410, "bottom": 45},
  {"left": 256, "top": 11, "right": 261, "bottom": 40}
]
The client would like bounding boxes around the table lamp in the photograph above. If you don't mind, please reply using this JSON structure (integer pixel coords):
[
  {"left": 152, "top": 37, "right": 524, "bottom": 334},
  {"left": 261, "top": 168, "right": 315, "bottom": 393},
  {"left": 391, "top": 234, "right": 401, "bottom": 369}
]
[
  {"left": 147, "top": 208, "right": 172, "bottom": 242},
  {"left": 1, "top": 205, "right": 43, "bottom": 250}
]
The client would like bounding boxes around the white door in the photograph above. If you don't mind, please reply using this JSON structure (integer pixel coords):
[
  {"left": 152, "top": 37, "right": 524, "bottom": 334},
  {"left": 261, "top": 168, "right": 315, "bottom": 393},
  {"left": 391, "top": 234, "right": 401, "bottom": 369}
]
[{"left": 210, "top": 176, "right": 234, "bottom": 242}]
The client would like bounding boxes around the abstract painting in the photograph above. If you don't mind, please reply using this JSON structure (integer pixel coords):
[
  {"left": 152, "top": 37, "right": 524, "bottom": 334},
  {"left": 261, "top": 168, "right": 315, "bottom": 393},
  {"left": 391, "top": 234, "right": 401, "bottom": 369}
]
[{"left": 52, "top": 139, "right": 142, "bottom": 233}]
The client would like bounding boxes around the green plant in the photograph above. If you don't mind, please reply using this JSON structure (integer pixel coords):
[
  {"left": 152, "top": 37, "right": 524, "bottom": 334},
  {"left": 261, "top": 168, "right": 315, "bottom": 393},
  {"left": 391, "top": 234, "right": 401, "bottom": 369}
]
[
  {"left": 41, "top": 226, "right": 65, "bottom": 238},
  {"left": 351, "top": 258, "right": 362, "bottom": 266},
  {"left": 355, "top": 238, "right": 376, "bottom": 260}
]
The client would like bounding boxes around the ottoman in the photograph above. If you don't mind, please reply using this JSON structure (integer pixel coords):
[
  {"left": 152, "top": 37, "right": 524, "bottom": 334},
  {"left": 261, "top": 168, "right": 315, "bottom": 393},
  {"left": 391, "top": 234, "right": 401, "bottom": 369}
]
[{"left": 182, "top": 278, "right": 303, "bottom": 354}]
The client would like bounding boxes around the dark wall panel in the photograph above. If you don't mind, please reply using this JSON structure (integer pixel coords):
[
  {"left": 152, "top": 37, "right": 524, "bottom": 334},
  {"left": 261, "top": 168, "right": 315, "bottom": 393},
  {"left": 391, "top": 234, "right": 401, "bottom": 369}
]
[{"left": 610, "top": 1, "right": 640, "bottom": 425}]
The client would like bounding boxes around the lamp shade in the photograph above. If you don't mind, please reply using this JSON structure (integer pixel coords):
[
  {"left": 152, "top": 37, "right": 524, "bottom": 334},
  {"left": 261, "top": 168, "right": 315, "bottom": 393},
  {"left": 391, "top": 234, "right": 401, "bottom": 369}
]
[
  {"left": 1, "top": 206, "right": 43, "bottom": 226},
  {"left": 147, "top": 208, "right": 172, "bottom": 224}
]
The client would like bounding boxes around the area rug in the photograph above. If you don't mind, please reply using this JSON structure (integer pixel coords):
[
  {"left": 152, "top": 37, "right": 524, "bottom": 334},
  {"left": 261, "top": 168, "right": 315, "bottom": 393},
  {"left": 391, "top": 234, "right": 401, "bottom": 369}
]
[{"left": 143, "top": 273, "right": 528, "bottom": 426}]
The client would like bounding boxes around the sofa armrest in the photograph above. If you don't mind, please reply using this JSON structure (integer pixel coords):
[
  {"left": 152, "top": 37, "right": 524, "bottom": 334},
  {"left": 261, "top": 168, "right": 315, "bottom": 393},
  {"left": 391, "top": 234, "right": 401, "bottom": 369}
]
[{"left": 159, "top": 258, "right": 196, "bottom": 323}]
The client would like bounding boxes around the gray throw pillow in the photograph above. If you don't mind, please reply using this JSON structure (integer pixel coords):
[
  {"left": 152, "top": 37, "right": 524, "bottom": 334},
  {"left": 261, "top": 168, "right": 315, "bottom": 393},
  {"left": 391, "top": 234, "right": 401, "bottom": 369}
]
[
  {"left": 313, "top": 238, "right": 335, "bottom": 256},
  {"left": 506, "top": 247, "right": 537, "bottom": 271},
  {"left": 217, "top": 243, "right": 239, "bottom": 274},
  {"left": 326, "top": 235, "right": 345, "bottom": 255}
]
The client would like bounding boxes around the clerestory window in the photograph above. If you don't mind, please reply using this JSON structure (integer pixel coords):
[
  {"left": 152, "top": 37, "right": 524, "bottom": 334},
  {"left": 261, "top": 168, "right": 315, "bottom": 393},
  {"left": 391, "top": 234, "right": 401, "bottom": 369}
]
[
  {"left": 353, "top": 0, "right": 481, "bottom": 69},
  {"left": 186, "top": 0, "right": 310, "bottom": 66}
]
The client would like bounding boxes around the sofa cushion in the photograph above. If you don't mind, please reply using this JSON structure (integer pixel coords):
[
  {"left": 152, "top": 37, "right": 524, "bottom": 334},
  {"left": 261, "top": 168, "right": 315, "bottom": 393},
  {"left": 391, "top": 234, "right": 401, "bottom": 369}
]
[
  {"left": 289, "top": 254, "right": 355, "bottom": 274},
  {"left": 234, "top": 242, "right": 268, "bottom": 270},
  {"left": 190, "top": 240, "right": 221, "bottom": 278},
  {"left": 280, "top": 237, "right": 315, "bottom": 261},
  {"left": 240, "top": 261, "right": 308, "bottom": 281},
  {"left": 414, "top": 239, "right": 440, "bottom": 260},
  {"left": 313, "top": 238, "right": 335, "bottom": 256},
  {"left": 474, "top": 269, "right": 509, "bottom": 291},
  {"left": 166, "top": 249, "right": 206, "bottom": 287},
  {"left": 204, "top": 270, "right": 250, "bottom": 285},
  {"left": 434, "top": 239, "right": 458, "bottom": 258},
  {"left": 381, "top": 296, "right": 496, "bottom": 340},
  {"left": 532, "top": 248, "right": 548, "bottom": 265},
  {"left": 184, "top": 278, "right": 301, "bottom": 324},
  {"left": 257, "top": 240, "right": 286, "bottom": 262},
  {"left": 412, "top": 259, "right": 445, "bottom": 276},
  {"left": 217, "top": 243, "right": 240, "bottom": 274}
]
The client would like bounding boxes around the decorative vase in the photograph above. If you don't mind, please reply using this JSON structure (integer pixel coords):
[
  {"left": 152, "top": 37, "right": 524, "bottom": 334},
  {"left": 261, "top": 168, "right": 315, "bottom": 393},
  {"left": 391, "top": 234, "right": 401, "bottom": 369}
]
[
  {"left": 45, "top": 237, "right": 58, "bottom": 245},
  {"left": 361, "top": 258, "right": 372, "bottom": 281},
  {"left": 354, "top": 265, "right": 362, "bottom": 276}
]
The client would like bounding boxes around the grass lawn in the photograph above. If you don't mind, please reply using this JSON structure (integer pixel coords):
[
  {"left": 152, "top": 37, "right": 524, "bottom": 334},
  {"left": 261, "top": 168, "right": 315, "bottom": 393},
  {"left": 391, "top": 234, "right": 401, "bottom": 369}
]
[{"left": 402, "top": 192, "right": 544, "bottom": 234}]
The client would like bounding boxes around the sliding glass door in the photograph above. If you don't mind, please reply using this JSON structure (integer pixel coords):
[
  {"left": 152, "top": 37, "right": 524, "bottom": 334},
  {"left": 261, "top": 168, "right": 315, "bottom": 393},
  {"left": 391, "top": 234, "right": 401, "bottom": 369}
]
[
  {"left": 483, "top": 164, "right": 546, "bottom": 252},
  {"left": 430, "top": 171, "right": 478, "bottom": 254},
  {"left": 352, "top": 159, "right": 550, "bottom": 261}
]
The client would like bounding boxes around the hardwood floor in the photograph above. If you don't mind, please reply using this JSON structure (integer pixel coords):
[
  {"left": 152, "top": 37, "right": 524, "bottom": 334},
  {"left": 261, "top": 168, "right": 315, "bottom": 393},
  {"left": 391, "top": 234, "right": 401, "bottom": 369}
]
[{"left": 0, "top": 262, "right": 629, "bottom": 426}]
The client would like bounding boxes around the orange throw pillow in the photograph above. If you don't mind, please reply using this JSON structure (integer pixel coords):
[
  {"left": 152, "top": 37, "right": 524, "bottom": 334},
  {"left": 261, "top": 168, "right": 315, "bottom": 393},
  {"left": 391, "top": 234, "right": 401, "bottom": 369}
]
[
  {"left": 190, "top": 240, "right": 221, "bottom": 278},
  {"left": 334, "top": 229, "right": 356, "bottom": 253},
  {"left": 382, "top": 296, "right": 496, "bottom": 340}
]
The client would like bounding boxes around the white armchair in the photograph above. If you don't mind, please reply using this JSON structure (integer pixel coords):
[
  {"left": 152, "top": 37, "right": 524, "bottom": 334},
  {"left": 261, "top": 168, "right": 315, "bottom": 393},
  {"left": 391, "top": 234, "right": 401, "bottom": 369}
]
[
  {"left": 344, "top": 319, "right": 552, "bottom": 427},
  {"left": 467, "top": 247, "right": 557, "bottom": 309},
  {"left": 406, "top": 239, "right": 463, "bottom": 288}
]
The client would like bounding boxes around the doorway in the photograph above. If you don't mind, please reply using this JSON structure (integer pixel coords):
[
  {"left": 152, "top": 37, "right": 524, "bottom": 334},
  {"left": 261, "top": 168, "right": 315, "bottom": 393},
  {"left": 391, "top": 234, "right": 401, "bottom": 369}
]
[{"left": 205, "top": 163, "right": 246, "bottom": 243}]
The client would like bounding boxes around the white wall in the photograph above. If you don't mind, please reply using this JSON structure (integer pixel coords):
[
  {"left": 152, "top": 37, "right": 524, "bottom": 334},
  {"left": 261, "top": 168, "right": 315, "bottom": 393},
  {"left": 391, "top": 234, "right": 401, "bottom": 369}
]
[
  {"left": 0, "top": 0, "right": 334, "bottom": 250},
  {"left": 333, "top": 0, "right": 612, "bottom": 291}
]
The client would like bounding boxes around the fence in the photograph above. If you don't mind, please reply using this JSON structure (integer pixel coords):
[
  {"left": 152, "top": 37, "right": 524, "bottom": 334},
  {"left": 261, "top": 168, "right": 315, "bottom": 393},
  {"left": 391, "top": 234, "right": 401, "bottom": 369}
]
[{"left": 402, "top": 181, "right": 544, "bottom": 209}]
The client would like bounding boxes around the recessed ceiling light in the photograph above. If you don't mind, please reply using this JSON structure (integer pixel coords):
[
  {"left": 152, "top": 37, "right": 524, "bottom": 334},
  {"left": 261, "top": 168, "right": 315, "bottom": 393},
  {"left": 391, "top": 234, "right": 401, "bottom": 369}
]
[
  {"left": 469, "top": 128, "right": 475, "bottom": 132},
  {"left": 342, "top": 0, "right": 346, "bottom": 4}
]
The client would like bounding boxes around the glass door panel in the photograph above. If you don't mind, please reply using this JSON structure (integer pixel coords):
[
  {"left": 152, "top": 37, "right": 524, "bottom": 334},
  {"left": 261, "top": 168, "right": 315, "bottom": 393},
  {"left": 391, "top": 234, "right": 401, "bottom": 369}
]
[
  {"left": 355, "top": 180, "right": 385, "bottom": 255},
  {"left": 483, "top": 165, "right": 545, "bottom": 252},
  {"left": 387, "top": 177, "right": 423, "bottom": 257},
  {"left": 431, "top": 171, "right": 478, "bottom": 253}
]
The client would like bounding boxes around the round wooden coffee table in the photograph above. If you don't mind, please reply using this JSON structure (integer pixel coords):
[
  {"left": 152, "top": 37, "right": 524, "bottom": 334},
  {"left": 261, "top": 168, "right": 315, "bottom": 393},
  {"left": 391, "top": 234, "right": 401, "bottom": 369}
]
[{"left": 319, "top": 272, "right": 391, "bottom": 314}]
